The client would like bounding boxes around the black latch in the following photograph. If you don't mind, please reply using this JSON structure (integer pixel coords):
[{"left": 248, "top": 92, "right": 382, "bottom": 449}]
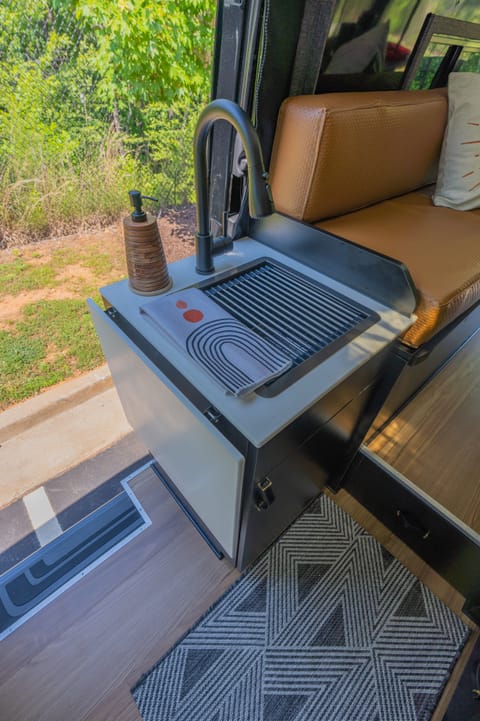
[{"left": 254, "top": 477, "right": 275, "bottom": 511}]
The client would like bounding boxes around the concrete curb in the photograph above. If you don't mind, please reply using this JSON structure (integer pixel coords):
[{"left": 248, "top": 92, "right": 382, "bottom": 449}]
[{"left": 0, "top": 364, "right": 113, "bottom": 444}]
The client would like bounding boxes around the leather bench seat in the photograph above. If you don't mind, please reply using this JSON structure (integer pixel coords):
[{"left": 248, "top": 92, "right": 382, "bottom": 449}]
[
  {"left": 318, "top": 190, "right": 480, "bottom": 347},
  {"left": 269, "top": 89, "right": 480, "bottom": 348}
]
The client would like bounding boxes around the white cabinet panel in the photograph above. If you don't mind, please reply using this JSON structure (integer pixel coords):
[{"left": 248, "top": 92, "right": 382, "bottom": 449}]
[{"left": 89, "top": 300, "right": 244, "bottom": 559}]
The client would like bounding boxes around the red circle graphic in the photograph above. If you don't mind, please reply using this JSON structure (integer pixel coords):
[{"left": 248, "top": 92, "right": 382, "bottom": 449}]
[
  {"left": 183, "top": 309, "right": 204, "bottom": 323},
  {"left": 176, "top": 300, "right": 188, "bottom": 309}
]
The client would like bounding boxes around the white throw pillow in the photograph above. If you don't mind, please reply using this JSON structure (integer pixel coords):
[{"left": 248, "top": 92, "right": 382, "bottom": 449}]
[{"left": 433, "top": 72, "right": 480, "bottom": 211}]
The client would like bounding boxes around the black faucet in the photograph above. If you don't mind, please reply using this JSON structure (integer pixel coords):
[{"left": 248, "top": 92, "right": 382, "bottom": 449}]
[{"left": 194, "top": 99, "right": 274, "bottom": 275}]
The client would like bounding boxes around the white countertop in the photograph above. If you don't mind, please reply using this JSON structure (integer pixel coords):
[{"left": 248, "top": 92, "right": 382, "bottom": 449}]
[{"left": 100, "top": 236, "right": 413, "bottom": 447}]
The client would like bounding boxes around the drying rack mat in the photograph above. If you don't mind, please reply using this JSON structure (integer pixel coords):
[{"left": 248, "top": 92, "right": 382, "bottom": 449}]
[{"left": 132, "top": 493, "right": 469, "bottom": 721}]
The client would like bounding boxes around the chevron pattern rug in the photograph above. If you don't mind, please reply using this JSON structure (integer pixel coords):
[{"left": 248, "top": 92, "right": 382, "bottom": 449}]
[{"left": 132, "top": 494, "right": 470, "bottom": 721}]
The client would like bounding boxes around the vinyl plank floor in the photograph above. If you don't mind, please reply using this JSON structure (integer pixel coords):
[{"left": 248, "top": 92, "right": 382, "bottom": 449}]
[
  {"left": 2, "top": 327, "right": 480, "bottom": 721},
  {"left": 0, "top": 467, "right": 239, "bottom": 721},
  {"left": 0, "top": 465, "right": 476, "bottom": 721}
]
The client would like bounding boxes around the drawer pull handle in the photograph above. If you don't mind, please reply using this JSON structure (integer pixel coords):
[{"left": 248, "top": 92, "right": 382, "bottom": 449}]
[
  {"left": 254, "top": 477, "right": 275, "bottom": 511},
  {"left": 396, "top": 509, "right": 431, "bottom": 540}
]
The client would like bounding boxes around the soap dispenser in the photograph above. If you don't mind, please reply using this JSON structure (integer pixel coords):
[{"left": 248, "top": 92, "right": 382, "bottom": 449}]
[{"left": 123, "top": 190, "right": 172, "bottom": 295}]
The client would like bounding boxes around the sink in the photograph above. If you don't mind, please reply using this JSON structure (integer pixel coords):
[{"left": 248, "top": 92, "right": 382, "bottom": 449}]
[{"left": 199, "top": 259, "right": 380, "bottom": 396}]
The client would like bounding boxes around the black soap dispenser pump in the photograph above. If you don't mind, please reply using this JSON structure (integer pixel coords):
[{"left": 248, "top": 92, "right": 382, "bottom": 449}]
[{"left": 129, "top": 189, "right": 159, "bottom": 222}]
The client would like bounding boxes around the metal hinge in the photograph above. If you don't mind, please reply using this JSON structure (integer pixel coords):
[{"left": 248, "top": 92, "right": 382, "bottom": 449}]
[{"left": 204, "top": 406, "right": 222, "bottom": 424}]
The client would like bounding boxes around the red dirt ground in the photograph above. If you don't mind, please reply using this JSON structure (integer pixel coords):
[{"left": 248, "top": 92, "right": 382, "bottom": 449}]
[{"left": 0, "top": 205, "right": 197, "bottom": 327}]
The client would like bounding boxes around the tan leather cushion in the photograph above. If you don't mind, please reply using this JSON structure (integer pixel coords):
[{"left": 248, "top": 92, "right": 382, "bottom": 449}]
[
  {"left": 269, "top": 89, "right": 448, "bottom": 223},
  {"left": 318, "top": 191, "right": 480, "bottom": 347}
]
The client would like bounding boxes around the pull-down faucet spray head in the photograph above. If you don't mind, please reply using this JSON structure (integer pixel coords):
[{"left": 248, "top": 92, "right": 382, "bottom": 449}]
[{"left": 194, "top": 99, "right": 274, "bottom": 275}]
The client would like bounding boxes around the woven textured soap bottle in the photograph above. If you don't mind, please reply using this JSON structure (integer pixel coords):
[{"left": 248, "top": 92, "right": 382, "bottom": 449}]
[{"left": 123, "top": 190, "right": 172, "bottom": 295}]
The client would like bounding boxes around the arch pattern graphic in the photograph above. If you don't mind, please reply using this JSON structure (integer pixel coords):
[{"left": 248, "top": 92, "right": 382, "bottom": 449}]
[{"left": 185, "top": 318, "right": 289, "bottom": 395}]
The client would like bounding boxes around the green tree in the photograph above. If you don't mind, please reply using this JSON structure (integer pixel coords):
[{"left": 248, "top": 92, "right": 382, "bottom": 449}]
[
  {"left": 57, "top": 0, "right": 215, "bottom": 131},
  {"left": 0, "top": 0, "right": 215, "bottom": 241}
]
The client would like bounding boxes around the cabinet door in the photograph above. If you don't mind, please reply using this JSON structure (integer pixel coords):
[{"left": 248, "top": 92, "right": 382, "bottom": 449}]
[
  {"left": 88, "top": 300, "right": 245, "bottom": 560},
  {"left": 343, "top": 446, "right": 480, "bottom": 614}
]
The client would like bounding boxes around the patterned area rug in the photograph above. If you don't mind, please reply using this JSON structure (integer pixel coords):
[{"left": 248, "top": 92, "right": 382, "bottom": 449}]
[{"left": 132, "top": 494, "right": 470, "bottom": 721}]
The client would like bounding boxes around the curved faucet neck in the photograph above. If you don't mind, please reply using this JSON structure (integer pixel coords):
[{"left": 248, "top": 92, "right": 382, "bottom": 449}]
[{"left": 194, "top": 99, "right": 274, "bottom": 275}]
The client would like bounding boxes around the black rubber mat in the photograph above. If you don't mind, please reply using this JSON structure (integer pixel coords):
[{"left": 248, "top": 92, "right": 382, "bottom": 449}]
[{"left": 0, "top": 489, "right": 147, "bottom": 638}]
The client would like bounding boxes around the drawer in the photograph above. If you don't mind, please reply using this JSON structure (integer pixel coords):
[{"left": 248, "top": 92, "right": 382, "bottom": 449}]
[{"left": 342, "top": 446, "right": 480, "bottom": 620}]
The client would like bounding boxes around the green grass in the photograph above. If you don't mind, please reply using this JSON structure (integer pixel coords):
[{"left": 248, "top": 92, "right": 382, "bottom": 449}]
[
  {"left": 0, "top": 298, "right": 105, "bottom": 406},
  {"left": 0, "top": 256, "right": 58, "bottom": 294},
  {"left": 50, "top": 247, "right": 83, "bottom": 266},
  {"left": 1, "top": 241, "right": 126, "bottom": 297},
  {"left": 0, "top": 235, "right": 128, "bottom": 408},
  {"left": 81, "top": 252, "right": 115, "bottom": 276}
]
